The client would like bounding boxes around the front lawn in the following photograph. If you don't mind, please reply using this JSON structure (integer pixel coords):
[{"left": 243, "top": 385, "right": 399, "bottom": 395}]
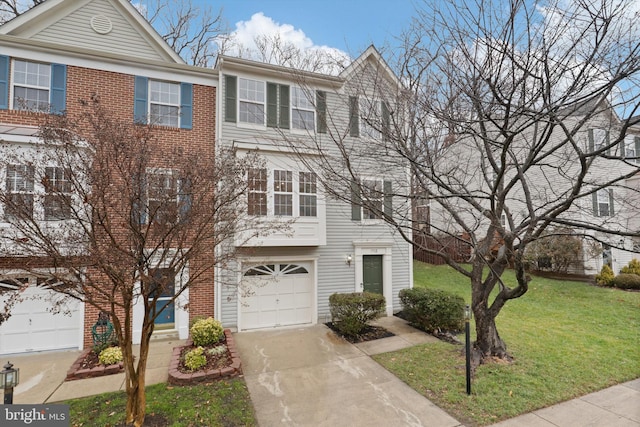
[
  {"left": 67, "top": 379, "right": 256, "bottom": 426},
  {"left": 374, "top": 262, "right": 640, "bottom": 426}
]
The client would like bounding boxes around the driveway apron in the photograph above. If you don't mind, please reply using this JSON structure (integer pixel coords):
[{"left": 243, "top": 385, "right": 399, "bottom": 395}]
[{"left": 234, "top": 324, "right": 462, "bottom": 427}]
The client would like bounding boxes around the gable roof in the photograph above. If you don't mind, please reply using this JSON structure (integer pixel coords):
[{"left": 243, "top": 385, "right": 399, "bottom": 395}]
[
  {"left": 340, "top": 45, "right": 401, "bottom": 88},
  {"left": 0, "top": 0, "right": 184, "bottom": 64}
]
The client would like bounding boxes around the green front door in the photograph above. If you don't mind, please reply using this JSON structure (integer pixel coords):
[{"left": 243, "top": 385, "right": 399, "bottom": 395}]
[{"left": 363, "top": 255, "right": 383, "bottom": 294}]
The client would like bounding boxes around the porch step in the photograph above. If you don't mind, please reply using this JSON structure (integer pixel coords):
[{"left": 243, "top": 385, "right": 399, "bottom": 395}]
[{"left": 151, "top": 330, "right": 180, "bottom": 341}]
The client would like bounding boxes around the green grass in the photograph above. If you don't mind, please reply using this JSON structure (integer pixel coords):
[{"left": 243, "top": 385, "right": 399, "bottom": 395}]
[
  {"left": 375, "top": 262, "right": 640, "bottom": 426},
  {"left": 67, "top": 379, "right": 256, "bottom": 426}
]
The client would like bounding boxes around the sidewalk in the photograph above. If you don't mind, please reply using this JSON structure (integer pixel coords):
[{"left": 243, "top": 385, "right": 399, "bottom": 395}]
[
  {"left": 0, "top": 318, "right": 638, "bottom": 427},
  {"left": 1, "top": 338, "right": 184, "bottom": 404}
]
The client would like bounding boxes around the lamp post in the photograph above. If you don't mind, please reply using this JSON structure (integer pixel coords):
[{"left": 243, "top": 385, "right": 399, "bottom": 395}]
[
  {"left": 464, "top": 305, "right": 472, "bottom": 395},
  {"left": 1, "top": 361, "right": 20, "bottom": 404}
]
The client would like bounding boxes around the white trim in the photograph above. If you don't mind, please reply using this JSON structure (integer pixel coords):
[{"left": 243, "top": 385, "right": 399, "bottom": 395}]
[{"left": 353, "top": 241, "right": 394, "bottom": 315}]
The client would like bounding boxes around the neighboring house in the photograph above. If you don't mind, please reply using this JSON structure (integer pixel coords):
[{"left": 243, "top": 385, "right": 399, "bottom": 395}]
[
  {"left": 215, "top": 48, "right": 413, "bottom": 331},
  {"left": 0, "top": 0, "right": 216, "bottom": 355},
  {"left": 428, "top": 105, "right": 640, "bottom": 276}
]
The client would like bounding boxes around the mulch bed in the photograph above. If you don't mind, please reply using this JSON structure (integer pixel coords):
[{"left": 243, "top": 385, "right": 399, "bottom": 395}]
[
  {"left": 66, "top": 348, "right": 124, "bottom": 381},
  {"left": 176, "top": 342, "right": 232, "bottom": 373},
  {"left": 325, "top": 322, "right": 394, "bottom": 343}
]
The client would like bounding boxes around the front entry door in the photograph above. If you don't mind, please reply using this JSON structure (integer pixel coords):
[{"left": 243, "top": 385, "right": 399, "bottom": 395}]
[
  {"left": 150, "top": 268, "right": 175, "bottom": 329},
  {"left": 363, "top": 255, "right": 383, "bottom": 294}
]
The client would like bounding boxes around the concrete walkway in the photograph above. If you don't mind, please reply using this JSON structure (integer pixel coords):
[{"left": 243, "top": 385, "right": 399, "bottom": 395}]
[
  {"left": 1, "top": 317, "right": 638, "bottom": 427},
  {"left": 2, "top": 338, "right": 183, "bottom": 404}
]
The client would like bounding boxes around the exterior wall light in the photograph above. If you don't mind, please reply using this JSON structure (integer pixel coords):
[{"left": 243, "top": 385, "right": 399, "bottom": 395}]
[
  {"left": 1, "top": 361, "right": 20, "bottom": 404},
  {"left": 346, "top": 254, "right": 352, "bottom": 266}
]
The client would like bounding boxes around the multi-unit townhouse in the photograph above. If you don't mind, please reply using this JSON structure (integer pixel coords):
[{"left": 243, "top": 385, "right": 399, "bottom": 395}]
[
  {"left": 428, "top": 104, "right": 640, "bottom": 277},
  {"left": 215, "top": 49, "right": 413, "bottom": 331},
  {"left": 0, "top": 0, "right": 413, "bottom": 354},
  {"left": 0, "top": 0, "right": 217, "bottom": 355}
]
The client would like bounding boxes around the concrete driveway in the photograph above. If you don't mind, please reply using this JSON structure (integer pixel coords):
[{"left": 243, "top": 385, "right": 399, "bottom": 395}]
[{"left": 234, "top": 324, "right": 462, "bottom": 427}]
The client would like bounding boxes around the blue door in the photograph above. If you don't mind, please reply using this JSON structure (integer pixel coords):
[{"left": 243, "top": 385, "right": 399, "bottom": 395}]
[{"left": 149, "top": 268, "right": 175, "bottom": 327}]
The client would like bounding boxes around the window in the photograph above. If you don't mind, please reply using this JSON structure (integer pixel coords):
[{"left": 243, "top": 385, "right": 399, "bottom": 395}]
[
  {"left": 273, "top": 170, "right": 293, "bottom": 216},
  {"left": 291, "top": 87, "right": 315, "bottom": 131},
  {"left": 623, "top": 135, "right": 640, "bottom": 164},
  {"left": 362, "top": 179, "right": 383, "bottom": 220},
  {"left": 149, "top": 80, "right": 180, "bottom": 127},
  {"left": 6, "top": 58, "right": 66, "bottom": 114},
  {"left": 5, "top": 164, "right": 34, "bottom": 219},
  {"left": 43, "top": 167, "right": 72, "bottom": 220},
  {"left": 589, "top": 129, "right": 609, "bottom": 153},
  {"left": 349, "top": 96, "right": 390, "bottom": 139},
  {"left": 351, "top": 178, "right": 392, "bottom": 222},
  {"left": 13, "top": 59, "right": 50, "bottom": 112},
  {"left": 133, "top": 76, "right": 192, "bottom": 129},
  {"left": 248, "top": 168, "right": 267, "bottom": 216},
  {"left": 593, "top": 188, "right": 614, "bottom": 217},
  {"left": 247, "top": 169, "right": 317, "bottom": 218},
  {"left": 239, "top": 78, "right": 265, "bottom": 125},
  {"left": 299, "top": 172, "right": 317, "bottom": 217},
  {"left": 147, "top": 171, "right": 178, "bottom": 224}
]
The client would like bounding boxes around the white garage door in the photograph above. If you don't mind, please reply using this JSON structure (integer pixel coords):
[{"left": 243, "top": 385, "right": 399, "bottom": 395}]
[
  {"left": 0, "top": 278, "right": 82, "bottom": 355},
  {"left": 240, "top": 263, "right": 314, "bottom": 330}
]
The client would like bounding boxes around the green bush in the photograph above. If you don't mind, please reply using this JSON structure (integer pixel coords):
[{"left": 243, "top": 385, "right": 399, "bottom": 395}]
[
  {"left": 595, "top": 265, "right": 615, "bottom": 287},
  {"left": 611, "top": 273, "right": 640, "bottom": 290},
  {"left": 329, "top": 292, "right": 385, "bottom": 337},
  {"left": 190, "top": 317, "right": 224, "bottom": 346},
  {"left": 98, "top": 346, "right": 123, "bottom": 365},
  {"left": 620, "top": 259, "right": 640, "bottom": 276},
  {"left": 399, "top": 287, "right": 465, "bottom": 333},
  {"left": 184, "top": 346, "right": 207, "bottom": 371}
]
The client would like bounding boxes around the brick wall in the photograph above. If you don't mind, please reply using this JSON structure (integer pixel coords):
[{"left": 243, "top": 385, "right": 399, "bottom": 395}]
[{"left": 1, "top": 63, "right": 217, "bottom": 348}]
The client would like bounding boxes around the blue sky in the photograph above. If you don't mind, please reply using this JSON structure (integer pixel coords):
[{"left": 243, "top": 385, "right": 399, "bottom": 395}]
[{"left": 214, "top": 0, "right": 418, "bottom": 55}]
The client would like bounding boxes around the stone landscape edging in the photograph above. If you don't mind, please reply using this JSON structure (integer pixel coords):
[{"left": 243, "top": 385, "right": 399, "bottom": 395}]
[{"left": 168, "top": 328, "right": 242, "bottom": 385}]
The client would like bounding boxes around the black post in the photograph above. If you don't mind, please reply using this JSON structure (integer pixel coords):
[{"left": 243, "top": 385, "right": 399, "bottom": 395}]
[
  {"left": 4, "top": 386, "right": 13, "bottom": 404},
  {"left": 465, "top": 305, "right": 471, "bottom": 395}
]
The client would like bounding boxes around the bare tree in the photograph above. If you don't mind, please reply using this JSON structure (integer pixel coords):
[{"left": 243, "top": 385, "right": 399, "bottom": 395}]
[
  {"left": 138, "top": 0, "right": 226, "bottom": 67},
  {"left": 279, "top": 0, "right": 640, "bottom": 364},
  {"left": 0, "top": 0, "right": 44, "bottom": 23},
  {"left": 0, "top": 98, "right": 278, "bottom": 426}
]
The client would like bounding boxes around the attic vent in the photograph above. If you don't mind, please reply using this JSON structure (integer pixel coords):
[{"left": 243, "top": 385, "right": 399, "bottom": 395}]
[{"left": 90, "top": 15, "right": 113, "bottom": 35}]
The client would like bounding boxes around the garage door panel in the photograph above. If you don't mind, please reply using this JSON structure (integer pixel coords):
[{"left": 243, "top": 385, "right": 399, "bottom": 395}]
[
  {"left": 240, "top": 263, "right": 313, "bottom": 330},
  {"left": 0, "top": 285, "right": 81, "bottom": 355}
]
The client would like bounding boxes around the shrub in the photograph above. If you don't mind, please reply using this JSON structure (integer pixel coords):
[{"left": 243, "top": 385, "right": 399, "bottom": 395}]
[
  {"left": 620, "top": 259, "right": 640, "bottom": 276},
  {"left": 98, "top": 346, "right": 123, "bottom": 366},
  {"left": 595, "top": 265, "right": 615, "bottom": 287},
  {"left": 329, "top": 292, "right": 385, "bottom": 337},
  {"left": 399, "top": 287, "right": 465, "bottom": 333},
  {"left": 611, "top": 273, "right": 640, "bottom": 290},
  {"left": 184, "top": 346, "right": 207, "bottom": 371},
  {"left": 190, "top": 317, "right": 224, "bottom": 346}
]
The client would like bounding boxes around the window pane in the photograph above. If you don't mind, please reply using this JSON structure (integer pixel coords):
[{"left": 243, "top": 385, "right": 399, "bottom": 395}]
[
  {"left": 239, "top": 102, "right": 264, "bottom": 124},
  {"left": 292, "top": 109, "right": 315, "bottom": 130},
  {"left": 274, "top": 194, "right": 292, "bottom": 216},
  {"left": 13, "top": 86, "right": 49, "bottom": 111},
  {"left": 248, "top": 168, "right": 267, "bottom": 216},
  {"left": 150, "top": 104, "right": 180, "bottom": 127},
  {"left": 299, "top": 194, "right": 317, "bottom": 217},
  {"left": 273, "top": 170, "right": 292, "bottom": 192},
  {"left": 44, "top": 195, "right": 71, "bottom": 220},
  {"left": 248, "top": 193, "right": 267, "bottom": 216}
]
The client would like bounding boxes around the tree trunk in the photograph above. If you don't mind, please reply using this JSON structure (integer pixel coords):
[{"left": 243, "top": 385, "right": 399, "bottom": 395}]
[
  {"left": 123, "top": 318, "right": 151, "bottom": 426},
  {"left": 473, "top": 305, "right": 510, "bottom": 361}
]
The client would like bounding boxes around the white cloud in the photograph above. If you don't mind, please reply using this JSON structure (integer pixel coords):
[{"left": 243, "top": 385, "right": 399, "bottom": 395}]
[{"left": 217, "top": 12, "right": 350, "bottom": 74}]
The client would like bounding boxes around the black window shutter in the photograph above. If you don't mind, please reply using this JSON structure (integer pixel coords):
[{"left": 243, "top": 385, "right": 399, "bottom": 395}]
[
  {"left": 635, "top": 137, "right": 640, "bottom": 164},
  {"left": 316, "top": 91, "right": 327, "bottom": 134},
  {"left": 588, "top": 129, "right": 594, "bottom": 152},
  {"left": 279, "top": 84, "right": 290, "bottom": 129},
  {"left": 267, "top": 82, "right": 278, "bottom": 127},
  {"left": 224, "top": 75, "right": 237, "bottom": 123},
  {"left": 351, "top": 179, "right": 361, "bottom": 221},
  {"left": 381, "top": 101, "right": 390, "bottom": 141},
  {"left": 592, "top": 192, "right": 599, "bottom": 217},
  {"left": 609, "top": 189, "right": 614, "bottom": 216},
  {"left": 383, "top": 180, "right": 392, "bottom": 219},
  {"left": 349, "top": 96, "right": 359, "bottom": 137}
]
